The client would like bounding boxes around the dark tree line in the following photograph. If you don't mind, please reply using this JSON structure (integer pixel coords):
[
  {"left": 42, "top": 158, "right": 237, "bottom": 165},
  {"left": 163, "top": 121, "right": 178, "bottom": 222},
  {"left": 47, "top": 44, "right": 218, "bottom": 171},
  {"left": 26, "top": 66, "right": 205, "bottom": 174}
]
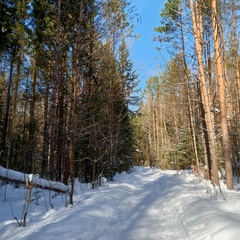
[{"left": 0, "top": 0, "right": 139, "bottom": 203}]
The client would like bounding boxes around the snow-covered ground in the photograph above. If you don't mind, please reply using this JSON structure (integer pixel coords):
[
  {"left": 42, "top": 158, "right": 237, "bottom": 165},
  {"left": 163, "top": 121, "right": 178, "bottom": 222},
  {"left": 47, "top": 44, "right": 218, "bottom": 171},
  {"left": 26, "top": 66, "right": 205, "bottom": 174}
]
[{"left": 1, "top": 167, "right": 240, "bottom": 240}]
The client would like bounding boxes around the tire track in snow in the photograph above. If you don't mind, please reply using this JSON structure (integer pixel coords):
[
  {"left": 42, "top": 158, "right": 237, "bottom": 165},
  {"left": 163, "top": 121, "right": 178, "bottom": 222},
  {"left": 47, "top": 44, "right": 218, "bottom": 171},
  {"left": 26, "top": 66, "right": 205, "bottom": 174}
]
[
  {"left": 99, "top": 170, "right": 191, "bottom": 240},
  {"left": 157, "top": 176, "right": 192, "bottom": 240}
]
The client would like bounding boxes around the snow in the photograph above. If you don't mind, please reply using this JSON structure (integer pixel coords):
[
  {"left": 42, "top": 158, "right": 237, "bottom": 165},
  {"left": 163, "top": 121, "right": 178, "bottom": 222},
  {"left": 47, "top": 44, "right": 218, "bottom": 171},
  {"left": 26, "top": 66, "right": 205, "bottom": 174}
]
[{"left": 1, "top": 167, "right": 240, "bottom": 240}]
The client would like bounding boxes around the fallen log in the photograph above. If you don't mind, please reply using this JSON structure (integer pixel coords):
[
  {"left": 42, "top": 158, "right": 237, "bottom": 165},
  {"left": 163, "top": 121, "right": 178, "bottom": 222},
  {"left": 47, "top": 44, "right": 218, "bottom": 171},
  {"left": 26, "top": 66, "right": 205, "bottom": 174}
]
[{"left": 0, "top": 166, "right": 68, "bottom": 194}]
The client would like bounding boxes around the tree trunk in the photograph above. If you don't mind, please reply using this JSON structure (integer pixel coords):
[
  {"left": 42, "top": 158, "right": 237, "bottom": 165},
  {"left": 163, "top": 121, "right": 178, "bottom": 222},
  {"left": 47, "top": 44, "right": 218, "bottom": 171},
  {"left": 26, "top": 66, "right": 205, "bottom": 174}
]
[
  {"left": 1, "top": 56, "right": 14, "bottom": 167},
  {"left": 41, "top": 64, "right": 50, "bottom": 178},
  {"left": 179, "top": 11, "right": 199, "bottom": 171},
  {"left": 66, "top": 0, "right": 83, "bottom": 204},
  {"left": 49, "top": 0, "right": 61, "bottom": 180},
  {"left": 9, "top": 54, "right": 21, "bottom": 167},
  {"left": 189, "top": 0, "right": 219, "bottom": 185},
  {"left": 198, "top": 83, "right": 212, "bottom": 180},
  {"left": 28, "top": 52, "right": 37, "bottom": 174},
  {"left": 230, "top": 0, "right": 240, "bottom": 182},
  {"left": 211, "top": 0, "right": 234, "bottom": 189}
]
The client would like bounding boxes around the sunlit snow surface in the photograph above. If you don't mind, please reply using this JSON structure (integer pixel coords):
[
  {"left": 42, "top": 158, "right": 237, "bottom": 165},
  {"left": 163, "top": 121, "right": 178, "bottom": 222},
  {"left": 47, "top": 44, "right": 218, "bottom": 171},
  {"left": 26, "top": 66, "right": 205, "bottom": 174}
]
[{"left": 1, "top": 167, "right": 240, "bottom": 240}]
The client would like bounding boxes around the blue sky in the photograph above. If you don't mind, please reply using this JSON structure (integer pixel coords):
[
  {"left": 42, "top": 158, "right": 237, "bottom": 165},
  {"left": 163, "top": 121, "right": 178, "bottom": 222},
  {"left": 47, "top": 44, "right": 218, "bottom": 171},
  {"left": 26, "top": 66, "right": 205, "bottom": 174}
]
[{"left": 130, "top": 0, "right": 166, "bottom": 90}]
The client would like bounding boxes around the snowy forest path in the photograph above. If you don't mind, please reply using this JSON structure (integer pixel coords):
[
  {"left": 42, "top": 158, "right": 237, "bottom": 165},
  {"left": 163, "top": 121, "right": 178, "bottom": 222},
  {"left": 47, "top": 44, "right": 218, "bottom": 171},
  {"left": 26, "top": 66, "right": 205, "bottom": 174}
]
[
  {"left": 3, "top": 167, "right": 240, "bottom": 240},
  {"left": 1, "top": 168, "right": 195, "bottom": 240},
  {"left": 98, "top": 169, "right": 191, "bottom": 240}
]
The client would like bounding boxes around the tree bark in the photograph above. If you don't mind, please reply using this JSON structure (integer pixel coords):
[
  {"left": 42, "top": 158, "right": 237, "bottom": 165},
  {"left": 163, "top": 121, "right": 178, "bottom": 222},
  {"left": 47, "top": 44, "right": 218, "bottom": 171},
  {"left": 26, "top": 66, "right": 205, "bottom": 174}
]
[
  {"left": 211, "top": 0, "right": 234, "bottom": 189},
  {"left": 189, "top": 0, "right": 219, "bottom": 185},
  {"left": 49, "top": 0, "right": 61, "bottom": 180},
  {"left": 66, "top": 0, "right": 84, "bottom": 204},
  {"left": 28, "top": 51, "right": 37, "bottom": 174},
  {"left": 179, "top": 11, "right": 199, "bottom": 172},
  {"left": 1, "top": 56, "right": 14, "bottom": 167}
]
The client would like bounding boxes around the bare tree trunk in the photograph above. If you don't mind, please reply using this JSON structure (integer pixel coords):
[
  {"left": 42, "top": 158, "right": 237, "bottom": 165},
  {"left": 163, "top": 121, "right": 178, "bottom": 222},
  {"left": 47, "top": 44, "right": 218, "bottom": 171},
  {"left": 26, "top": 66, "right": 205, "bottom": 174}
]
[
  {"left": 28, "top": 52, "right": 37, "bottom": 174},
  {"left": 67, "top": 0, "right": 83, "bottom": 204},
  {"left": 189, "top": 0, "right": 219, "bottom": 185},
  {"left": 179, "top": 11, "right": 199, "bottom": 171},
  {"left": 41, "top": 64, "right": 50, "bottom": 178},
  {"left": 211, "top": 0, "right": 234, "bottom": 189},
  {"left": 9, "top": 54, "right": 21, "bottom": 167},
  {"left": 198, "top": 83, "right": 212, "bottom": 180},
  {"left": 230, "top": 0, "right": 240, "bottom": 182},
  {"left": 1, "top": 56, "right": 14, "bottom": 167},
  {"left": 156, "top": 99, "right": 161, "bottom": 166},
  {"left": 49, "top": 0, "right": 61, "bottom": 180},
  {"left": 23, "top": 175, "right": 33, "bottom": 227},
  {"left": 57, "top": 49, "right": 67, "bottom": 182}
]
